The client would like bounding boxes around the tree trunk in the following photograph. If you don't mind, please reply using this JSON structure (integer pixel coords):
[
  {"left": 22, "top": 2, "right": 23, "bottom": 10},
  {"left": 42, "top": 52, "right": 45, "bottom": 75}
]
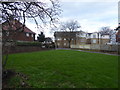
[
  {"left": 98, "top": 33, "right": 99, "bottom": 44},
  {"left": 68, "top": 40, "right": 71, "bottom": 48}
]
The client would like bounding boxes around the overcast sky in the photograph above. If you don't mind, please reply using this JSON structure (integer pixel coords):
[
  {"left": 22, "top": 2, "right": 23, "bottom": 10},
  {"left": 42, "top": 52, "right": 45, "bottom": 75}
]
[{"left": 25, "top": 0, "right": 119, "bottom": 39}]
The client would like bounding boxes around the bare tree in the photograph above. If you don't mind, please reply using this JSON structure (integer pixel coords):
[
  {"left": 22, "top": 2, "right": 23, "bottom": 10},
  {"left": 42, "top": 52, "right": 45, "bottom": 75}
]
[
  {"left": 99, "top": 27, "right": 111, "bottom": 35},
  {"left": 99, "top": 26, "right": 116, "bottom": 44},
  {"left": 1, "top": 1, "right": 61, "bottom": 69},
  {"left": 54, "top": 20, "right": 81, "bottom": 48}
]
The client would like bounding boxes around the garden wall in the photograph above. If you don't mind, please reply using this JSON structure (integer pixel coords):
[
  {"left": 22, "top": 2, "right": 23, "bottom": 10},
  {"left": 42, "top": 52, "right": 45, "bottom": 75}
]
[
  {"left": 5, "top": 46, "right": 54, "bottom": 54},
  {"left": 71, "top": 44, "right": 119, "bottom": 52}
]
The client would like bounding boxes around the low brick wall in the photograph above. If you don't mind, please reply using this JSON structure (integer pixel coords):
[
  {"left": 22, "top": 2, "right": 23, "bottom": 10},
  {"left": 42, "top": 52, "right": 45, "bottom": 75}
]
[
  {"left": 4, "top": 46, "right": 54, "bottom": 54},
  {"left": 71, "top": 44, "right": 119, "bottom": 52}
]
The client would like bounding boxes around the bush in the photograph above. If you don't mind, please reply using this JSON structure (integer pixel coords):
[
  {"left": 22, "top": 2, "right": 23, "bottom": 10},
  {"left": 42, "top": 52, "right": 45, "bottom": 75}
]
[
  {"left": 16, "top": 41, "right": 42, "bottom": 46},
  {"left": 43, "top": 43, "right": 55, "bottom": 48}
]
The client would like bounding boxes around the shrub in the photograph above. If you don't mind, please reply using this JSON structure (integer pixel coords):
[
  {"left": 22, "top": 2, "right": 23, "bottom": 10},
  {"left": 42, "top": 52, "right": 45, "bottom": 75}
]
[{"left": 16, "top": 41, "right": 42, "bottom": 46}]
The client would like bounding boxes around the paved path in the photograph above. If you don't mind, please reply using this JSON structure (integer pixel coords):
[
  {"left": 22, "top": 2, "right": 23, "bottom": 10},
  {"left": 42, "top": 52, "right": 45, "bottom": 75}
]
[{"left": 56, "top": 48, "right": 120, "bottom": 56}]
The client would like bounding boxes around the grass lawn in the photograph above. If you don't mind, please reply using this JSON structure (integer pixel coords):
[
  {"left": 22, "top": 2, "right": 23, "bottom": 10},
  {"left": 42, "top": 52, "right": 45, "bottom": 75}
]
[{"left": 5, "top": 50, "right": 118, "bottom": 88}]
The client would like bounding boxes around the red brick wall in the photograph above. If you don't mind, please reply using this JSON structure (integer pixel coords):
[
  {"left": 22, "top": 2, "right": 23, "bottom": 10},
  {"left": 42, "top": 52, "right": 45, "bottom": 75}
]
[
  {"left": 3, "top": 31, "right": 35, "bottom": 42},
  {"left": 15, "top": 32, "right": 35, "bottom": 41},
  {"left": 4, "top": 46, "right": 53, "bottom": 54}
]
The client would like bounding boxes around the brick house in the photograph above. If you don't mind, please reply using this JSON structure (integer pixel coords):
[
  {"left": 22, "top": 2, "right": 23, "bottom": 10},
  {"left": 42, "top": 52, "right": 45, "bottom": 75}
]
[
  {"left": 54, "top": 31, "right": 110, "bottom": 48},
  {"left": 54, "top": 32, "right": 75, "bottom": 48},
  {"left": 54, "top": 31, "right": 86, "bottom": 48},
  {"left": 86, "top": 33, "right": 92, "bottom": 44},
  {"left": 76, "top": 31, "right": 87, "bottom": 45},
  {"left": 2, "top": 19, "right": 36, "bottom": 42},
  {"left": 86, "top": 32, "right": 110, "bottom": 45}
]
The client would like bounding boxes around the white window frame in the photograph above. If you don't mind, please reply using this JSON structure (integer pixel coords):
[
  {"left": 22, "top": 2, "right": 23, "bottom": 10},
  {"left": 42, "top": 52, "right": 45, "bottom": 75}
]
[
  {"left": 93, "top": 35, "right": 96, "bottom": 38},
  {"left": 31, "top": 34, "right": 34, "bottom": 37},
  {"left": 93, "top": 39, "right": 96, "bottom": 43},
  {"left": 64, "top": 43, "right": 66, "bottom": 46},
  {"left": 26, "top": 33, "right": 29, "bottom": 37},
  {"left": 57, "top": 38, "right": 61, "bottom": 41},
  {"left": 64, "top": 38, "right": 66, "bottom": 40}
]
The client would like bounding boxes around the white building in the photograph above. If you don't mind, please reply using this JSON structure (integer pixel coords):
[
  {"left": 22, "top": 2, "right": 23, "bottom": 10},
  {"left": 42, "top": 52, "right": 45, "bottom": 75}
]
[{"left": 86, "top": 32, "right": 110, "bottom": 44}]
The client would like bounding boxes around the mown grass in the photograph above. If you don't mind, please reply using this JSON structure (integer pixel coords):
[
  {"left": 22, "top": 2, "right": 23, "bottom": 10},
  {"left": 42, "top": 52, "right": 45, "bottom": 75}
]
[{"left": 5, "top": 50, "right": 118, "bottom": 88}]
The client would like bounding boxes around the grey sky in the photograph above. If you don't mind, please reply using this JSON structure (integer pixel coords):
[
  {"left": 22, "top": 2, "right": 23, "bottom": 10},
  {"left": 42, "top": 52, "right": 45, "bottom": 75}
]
[
  {"left": 26, "top": 0, "right": 119, "bottom": 38},
  {"left": 60, "top": 1, "right": 118, "bottom": 32}
]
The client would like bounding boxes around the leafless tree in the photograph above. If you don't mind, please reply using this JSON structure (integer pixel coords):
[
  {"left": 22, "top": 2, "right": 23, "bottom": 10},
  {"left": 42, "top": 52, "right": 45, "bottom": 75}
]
[
  {"left": 99, "top": 27, "right": 110, "bottom": 44},
  {"left": 99, "top": 26, "right": 116, "bottom": 44},
  {"left": 54, "top": 20, "right": 81, "bottom": 48},
  {"left": 1, "top": 1, "right": 61, "bottom": 69},
  {"left": 99, "top": 27, "right": 111, "bottom": 35}
]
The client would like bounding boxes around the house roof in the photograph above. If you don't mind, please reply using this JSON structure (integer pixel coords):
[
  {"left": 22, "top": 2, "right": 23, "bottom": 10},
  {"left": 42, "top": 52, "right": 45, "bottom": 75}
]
[
  {"left": 87, "top": 33, "right": 92, "bottom": 35},
  {"left": 54, "top": 31, "right": 85, "bottom": 34},
  {"left": 2, "top": 19, "right": 36, "bottom": 34},
  {"left": 23, "top": 26, "right": 36, "bottom": 34},
  {"left": 101, "top": 33, "right": 110, "bottom": 35},
  {"left": 116, "top": 26, "right": 120, "bottom": 30}
]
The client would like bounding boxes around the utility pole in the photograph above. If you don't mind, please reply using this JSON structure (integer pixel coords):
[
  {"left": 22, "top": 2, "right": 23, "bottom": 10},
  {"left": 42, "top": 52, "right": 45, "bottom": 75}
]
[
  {"left": 118, "top": 1, "right": 120, "bottom": 55},
  {"left": 118, "top": 1, "right": 120, "bottom": 26}
]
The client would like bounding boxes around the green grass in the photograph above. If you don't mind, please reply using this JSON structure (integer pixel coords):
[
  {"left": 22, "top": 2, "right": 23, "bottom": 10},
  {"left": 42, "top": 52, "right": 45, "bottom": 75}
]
[{"left": 6, "top": 50, "right": 118, "bottom": 88}]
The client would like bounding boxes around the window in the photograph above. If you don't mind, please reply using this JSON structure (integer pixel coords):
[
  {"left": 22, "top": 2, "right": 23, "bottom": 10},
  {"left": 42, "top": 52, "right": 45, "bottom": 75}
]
[
  {"left": 93, "top": 39, "right": 96, "bottom": 43},
  {"left": 26, "top": 33, "right": 29, "bottom": 37},
  {"left": 93, "top": 35, "right": 96, "bottom": 38},
  {"left": 64, "top": 43, "right": 66, "bottom": 46},
  {"left": 64, "top": 38, "right": 66, "bottom": 40},
  {"left": 58, "top": 43, "right": 60, "bottom": 46},
  {"left": 76, "top": 34, "right": 79, "bottom": 37},
  {"left": 31, "top": 34, "right": 34, "bottom": 37},
  {"left": 57, "top": 38, "right": 61, "bottom": 40},
  {"left": 77, "top": 34, "right": 79, "bottom": 36}
]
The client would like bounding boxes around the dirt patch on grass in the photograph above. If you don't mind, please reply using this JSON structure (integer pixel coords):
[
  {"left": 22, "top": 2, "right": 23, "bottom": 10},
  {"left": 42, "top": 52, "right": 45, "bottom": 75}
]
[
  {"left": 2, "top": 69, "right": 31, "bottom": 88},
  {"left": 2, "top": 70, "right": 16, "bottom": 88}
]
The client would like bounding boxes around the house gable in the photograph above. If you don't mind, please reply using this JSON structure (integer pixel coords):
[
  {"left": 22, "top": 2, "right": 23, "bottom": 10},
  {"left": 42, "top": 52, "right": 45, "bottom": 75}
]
[{"left": 2, "top": 19, "right": 36, "bottom": 42}]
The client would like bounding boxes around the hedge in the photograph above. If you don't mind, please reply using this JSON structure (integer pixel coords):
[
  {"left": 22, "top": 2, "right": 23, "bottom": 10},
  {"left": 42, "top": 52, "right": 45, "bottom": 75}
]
[{"left": 16, "top": 41, "right": 42, "bottom": 46}]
